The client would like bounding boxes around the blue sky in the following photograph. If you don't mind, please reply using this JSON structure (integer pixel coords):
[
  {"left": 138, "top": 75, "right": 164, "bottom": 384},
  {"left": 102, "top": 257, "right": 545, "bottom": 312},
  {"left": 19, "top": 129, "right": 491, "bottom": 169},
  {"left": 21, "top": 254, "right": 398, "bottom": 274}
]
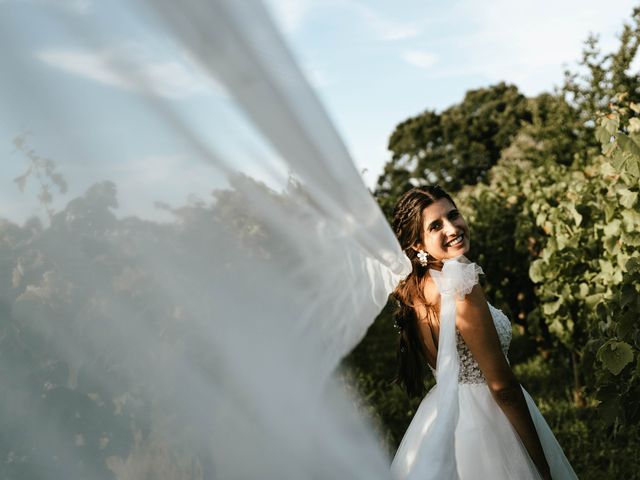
[
  {"left": 1, "top": 0, "right": 638, "bottom": 222},
  {"left": 265, "top": 0, "right": 639, "bottom": 187}
]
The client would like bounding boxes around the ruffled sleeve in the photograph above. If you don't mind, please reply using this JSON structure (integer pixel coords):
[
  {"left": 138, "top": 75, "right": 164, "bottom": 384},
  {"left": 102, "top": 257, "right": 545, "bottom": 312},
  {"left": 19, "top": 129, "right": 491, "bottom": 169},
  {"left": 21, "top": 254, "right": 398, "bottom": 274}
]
[{"left": 429, "top": 258, "right": 484, "bottom": 301}]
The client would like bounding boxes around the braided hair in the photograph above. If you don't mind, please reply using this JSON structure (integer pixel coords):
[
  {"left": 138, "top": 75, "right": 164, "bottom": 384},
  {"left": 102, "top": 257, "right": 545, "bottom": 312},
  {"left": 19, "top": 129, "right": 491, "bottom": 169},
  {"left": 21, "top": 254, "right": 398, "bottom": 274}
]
[{"left": 390, "top": 185, "right": 457, "bottom": 397}]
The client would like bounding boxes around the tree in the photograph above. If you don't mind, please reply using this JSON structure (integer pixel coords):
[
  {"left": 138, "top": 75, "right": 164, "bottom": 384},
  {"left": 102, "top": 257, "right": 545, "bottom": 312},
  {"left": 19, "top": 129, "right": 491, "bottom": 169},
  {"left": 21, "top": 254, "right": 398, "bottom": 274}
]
[{"left": 375, "top": 82, "right": 532, "bottom": 217}]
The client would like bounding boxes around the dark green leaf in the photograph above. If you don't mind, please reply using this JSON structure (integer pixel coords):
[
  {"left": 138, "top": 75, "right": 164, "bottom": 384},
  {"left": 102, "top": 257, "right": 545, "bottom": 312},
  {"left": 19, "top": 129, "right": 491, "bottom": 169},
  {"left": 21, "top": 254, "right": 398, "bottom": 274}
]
[{"left": 598, "top": 340, "right": 634, "bottom": 375}]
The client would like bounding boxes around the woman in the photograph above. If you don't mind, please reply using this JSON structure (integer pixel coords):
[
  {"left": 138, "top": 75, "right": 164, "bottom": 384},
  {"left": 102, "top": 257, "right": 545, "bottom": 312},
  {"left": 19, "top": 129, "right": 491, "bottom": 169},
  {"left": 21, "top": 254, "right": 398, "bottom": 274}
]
[{"left": 389, "top": 185, "right": 578, "bottom": 480}]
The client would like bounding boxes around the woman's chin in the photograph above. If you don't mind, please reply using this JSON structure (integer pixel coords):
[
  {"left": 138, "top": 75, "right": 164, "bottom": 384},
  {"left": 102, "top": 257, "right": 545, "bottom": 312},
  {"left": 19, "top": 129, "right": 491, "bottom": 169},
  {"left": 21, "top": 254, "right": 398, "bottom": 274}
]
[{"left": 445, "top": 242, "right": 469, "bottom": 256}]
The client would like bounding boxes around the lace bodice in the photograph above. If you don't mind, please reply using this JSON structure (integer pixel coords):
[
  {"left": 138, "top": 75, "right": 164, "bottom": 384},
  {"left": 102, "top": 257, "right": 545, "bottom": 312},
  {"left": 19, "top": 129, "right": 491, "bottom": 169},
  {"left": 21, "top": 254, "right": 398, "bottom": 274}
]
[{"left": 430, "top": 302, "right": 512, "bottom": 384}]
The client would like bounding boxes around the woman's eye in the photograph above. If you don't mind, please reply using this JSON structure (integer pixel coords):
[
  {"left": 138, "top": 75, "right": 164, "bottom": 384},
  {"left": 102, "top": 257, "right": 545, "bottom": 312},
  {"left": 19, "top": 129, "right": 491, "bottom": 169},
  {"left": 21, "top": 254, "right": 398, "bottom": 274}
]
[{"left": 448, "top": 211, "right": 459, "bottom": 220}]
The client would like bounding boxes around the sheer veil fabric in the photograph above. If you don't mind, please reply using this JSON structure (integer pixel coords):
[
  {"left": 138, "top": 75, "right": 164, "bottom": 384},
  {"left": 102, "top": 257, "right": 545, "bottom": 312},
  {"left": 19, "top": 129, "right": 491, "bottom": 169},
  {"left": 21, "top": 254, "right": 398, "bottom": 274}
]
[
  {"left": 0, "top": 1, "right": 415, "bottom": 478},
  {"left": 402, "top": 257, "right": 484, "bottom": 480}
]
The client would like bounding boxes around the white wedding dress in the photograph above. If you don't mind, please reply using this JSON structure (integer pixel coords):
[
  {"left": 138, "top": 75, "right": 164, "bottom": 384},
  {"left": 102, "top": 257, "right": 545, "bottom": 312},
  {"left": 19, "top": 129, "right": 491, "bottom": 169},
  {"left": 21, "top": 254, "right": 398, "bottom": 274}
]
[{"left": 390, "top": 302, "right": 579, "bottom": 480}]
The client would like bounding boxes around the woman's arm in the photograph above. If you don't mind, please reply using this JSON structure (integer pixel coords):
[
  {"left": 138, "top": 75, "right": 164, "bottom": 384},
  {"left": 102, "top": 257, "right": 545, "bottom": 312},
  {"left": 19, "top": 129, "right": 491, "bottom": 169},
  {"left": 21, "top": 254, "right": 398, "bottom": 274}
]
[{"left": 455, "top": 283, "right": 552, "bottom": 480}]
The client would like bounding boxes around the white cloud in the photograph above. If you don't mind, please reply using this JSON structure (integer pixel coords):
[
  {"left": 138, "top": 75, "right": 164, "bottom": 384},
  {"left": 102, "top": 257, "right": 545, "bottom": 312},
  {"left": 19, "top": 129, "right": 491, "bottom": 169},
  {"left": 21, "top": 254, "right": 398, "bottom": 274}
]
[
  {"left": 35, "top": 43, "right": 221, "bottom": 99},
  {"left": 432, "top": 0, "right": 639, "bottom": 95},
  {"left": 402, "top": 50, "right": 438, "bottom": 69},
  {"left": 266, "top": 0, "right": 419, "bottom": 41}
]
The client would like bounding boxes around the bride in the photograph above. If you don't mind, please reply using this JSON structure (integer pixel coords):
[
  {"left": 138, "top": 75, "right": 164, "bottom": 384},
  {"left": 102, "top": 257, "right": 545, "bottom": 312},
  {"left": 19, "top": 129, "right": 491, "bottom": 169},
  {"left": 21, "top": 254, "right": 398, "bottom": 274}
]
[{"left": 388, "top": 185, "right": 578, "bottom": 480}]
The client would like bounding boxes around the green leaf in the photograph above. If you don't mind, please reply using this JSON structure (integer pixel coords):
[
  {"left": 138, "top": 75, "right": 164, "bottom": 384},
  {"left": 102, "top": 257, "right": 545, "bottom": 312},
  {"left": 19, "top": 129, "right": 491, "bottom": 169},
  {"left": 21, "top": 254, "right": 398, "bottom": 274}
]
[
  {"left": 529, "top": 259, "right": 545, "bottom": 283},
  {"left": 585, "top": 293, "right": 603, "bottom": 308},
  {"left": 625, "top": 256, "right": 640, "bottom": 273},
  {"left": 556, "top": 234, "right": 570, "bottom": 251},
  {"left": 617, "top": 133, "right": 640, "bottom": 157},
  {"left": 618, "top": 188, "right": 638, "bottom": 209},
  {"left": 620, "top": 284, "right": 637, "bottom": 309},
  {"left": 616, "top": 309, "right": 636, "bottom": 338},
  {"left": 602, "top": 115, "right": 620, "bottom": 135},
  {"left": 542, "top": 297, "right": 563, "bottom": 315},
  {"left": 596, "top": 126, "right": 613, "bottom": 147},
  {"left": 567, "top": 204, "right": 583, "bottom": 226},
  {"left": 629, "top": 117, "right": 640, "bottom": 133},
  {"left": 612, "top": 150, "right": 630, "bottom": 172},
  {"left": 602, "top": 140, "right": 617, "bottom": 155},
  {"left": 621, "top": 210, "right": 640, "bottom": 231},
  {"left": 601, "top": 258, "right": 614, "bottom": 273},
  {"left": 621, "top": 231, "right": 640, "bottom": 246},
  {"left": 603, "top": 236, "right": 618, "bottom": 253},
  {"left": 579, "top": 283, "right": 589, "bottom": 298},
  {"left": 597, "top": 340, "right": 634, "bottom": 375},
  {"left": 597, "top": 394, "right": 621, "bottom": 426},
  {"left": 600, "top": 161, "right": 618, "bottom": 177},
  {"left": 603, "top": 219, "right": 621, "bottom": 238},
  {"left": 604, "top": 203, "right": 616, "bottom": 223},
  {"left": 628, "top": 158, "right": 640, "bottom": 177}
]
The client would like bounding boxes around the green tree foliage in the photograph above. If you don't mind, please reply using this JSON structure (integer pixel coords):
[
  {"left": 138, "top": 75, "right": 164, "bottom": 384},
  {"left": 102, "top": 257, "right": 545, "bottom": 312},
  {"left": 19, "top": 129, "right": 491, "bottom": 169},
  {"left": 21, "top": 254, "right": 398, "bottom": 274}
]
[
  {"left": 529, "top": 100, "right": 640, "bottom": 422},
  {"left": 1, "top": 161, "right": 297, "bottom": 479},
  {"left": 349, "top": 7, "right": 640, "bottom": 479},
  {"left": 562, "top": 7, "right": 640, "bottom": 161},
  {"left": 564, "top": 9, "right": 640, "bottom": 123},
  {"left": 456, "top": 17, "right": 640, "bottom": 418},
  {"left": 375, "top": 82, "right": 532, "bottom": 216}
]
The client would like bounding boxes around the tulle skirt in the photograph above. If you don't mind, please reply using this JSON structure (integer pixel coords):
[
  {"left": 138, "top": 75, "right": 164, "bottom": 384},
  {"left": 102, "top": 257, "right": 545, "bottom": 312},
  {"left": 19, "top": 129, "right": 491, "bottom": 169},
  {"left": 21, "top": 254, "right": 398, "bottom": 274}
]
[{"left": 390, "top": 383, "right": 578, "bottom": 479}]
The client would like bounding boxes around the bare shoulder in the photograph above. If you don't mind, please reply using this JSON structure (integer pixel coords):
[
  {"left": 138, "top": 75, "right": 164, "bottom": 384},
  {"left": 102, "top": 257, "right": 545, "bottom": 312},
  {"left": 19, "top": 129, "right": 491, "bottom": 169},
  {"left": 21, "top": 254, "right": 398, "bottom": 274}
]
[
  {"left": 419, "top": 275, "right": 441, "bottom": 317},
  {"left": 409, "top": 276, "right": 439, "bottom": 325},
  {"left": 455, "top": 283, "right": 490, "bottom": 329}
]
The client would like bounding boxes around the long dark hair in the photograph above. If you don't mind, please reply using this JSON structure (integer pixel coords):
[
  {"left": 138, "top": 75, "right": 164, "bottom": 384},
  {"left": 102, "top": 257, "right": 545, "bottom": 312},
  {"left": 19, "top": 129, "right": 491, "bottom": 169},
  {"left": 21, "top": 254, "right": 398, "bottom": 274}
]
[{"left": 390, "top": 185, "right": 457, "bottom": 397}]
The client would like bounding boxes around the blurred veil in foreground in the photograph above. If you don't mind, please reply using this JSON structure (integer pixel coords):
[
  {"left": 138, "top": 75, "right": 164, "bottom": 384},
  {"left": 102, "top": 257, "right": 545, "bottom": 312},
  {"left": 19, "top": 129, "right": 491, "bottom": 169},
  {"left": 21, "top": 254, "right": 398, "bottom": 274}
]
[{"left": 0, "top": 0, "right": 411, "bottom": 478}]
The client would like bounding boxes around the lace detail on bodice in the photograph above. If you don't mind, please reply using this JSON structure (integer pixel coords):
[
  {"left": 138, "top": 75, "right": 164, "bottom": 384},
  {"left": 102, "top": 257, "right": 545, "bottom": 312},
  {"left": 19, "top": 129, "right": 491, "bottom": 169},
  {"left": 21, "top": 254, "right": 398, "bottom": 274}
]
[{"left": 430, "top": 302, "right": 512, "bottom": 384}]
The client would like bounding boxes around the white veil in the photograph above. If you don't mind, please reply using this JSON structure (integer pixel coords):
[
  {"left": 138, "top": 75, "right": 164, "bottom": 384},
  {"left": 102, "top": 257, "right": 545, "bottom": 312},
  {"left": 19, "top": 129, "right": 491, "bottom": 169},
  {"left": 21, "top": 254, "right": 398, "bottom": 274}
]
[{"left": 0, "top": 0, "right": 411, "bottom": 478}]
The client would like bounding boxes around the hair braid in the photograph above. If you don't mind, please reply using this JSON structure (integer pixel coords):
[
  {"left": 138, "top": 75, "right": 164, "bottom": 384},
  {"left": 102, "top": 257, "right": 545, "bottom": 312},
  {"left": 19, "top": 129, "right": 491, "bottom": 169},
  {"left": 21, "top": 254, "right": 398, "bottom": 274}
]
[{"left": 390, "top": 185, "right": 457, "bottom": 398}]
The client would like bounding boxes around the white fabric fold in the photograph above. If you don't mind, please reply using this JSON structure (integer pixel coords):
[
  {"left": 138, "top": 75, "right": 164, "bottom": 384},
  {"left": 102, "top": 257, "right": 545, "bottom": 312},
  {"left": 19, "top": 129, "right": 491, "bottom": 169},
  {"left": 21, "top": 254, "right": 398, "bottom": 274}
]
[
  {"left": 0, "top": 1, "right": 414, "bottom": 477},
  {"left": 405, "top": 254, "right": 484, "bottom": 480}
]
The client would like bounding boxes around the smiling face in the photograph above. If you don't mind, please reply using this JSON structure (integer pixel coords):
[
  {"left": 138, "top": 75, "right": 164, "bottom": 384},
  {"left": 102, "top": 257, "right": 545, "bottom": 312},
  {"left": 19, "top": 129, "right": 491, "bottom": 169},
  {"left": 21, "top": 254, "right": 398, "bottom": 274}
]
[{"left": 416, "top": 198, "right": 470, "bottom": 261}]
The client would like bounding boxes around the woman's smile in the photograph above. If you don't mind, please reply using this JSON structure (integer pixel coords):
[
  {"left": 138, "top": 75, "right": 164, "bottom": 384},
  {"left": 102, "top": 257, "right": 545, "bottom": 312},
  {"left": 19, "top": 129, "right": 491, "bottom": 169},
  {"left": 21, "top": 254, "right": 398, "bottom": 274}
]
[{"left": 445, "top": 233, "right": 464, "bottom": 248}]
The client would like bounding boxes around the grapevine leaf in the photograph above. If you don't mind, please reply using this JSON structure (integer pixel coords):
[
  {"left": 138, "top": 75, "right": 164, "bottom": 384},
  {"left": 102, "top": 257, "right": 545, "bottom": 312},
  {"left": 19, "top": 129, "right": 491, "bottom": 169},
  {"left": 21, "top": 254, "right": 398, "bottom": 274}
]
[
  {"left": 585, "top": 293, "right": 602, "bottom": 308},
  {"left": 600, "top": 161, "right": 618, "bottom": 177},
  {"left": 628, "top": 158, "right": 640, "bottom": 177},
  {"left": 618, "top": 188, "right": 638, "bottom": 209},
  {"left": 625, "top": 257, "right": 640, "bottom": 273},
  {"left": 603, "top": 220, "right": 621, "bottom": 238},
  {"left": 597, "top": 340, "right": 634, "bottom": 375},
  {"left": 616, "top": 309, "right": 636, "bottom": 338},
  {"left": 567, "top": 203, "right": 583, "bottom": 226},
  {"left": 621, "top": 210, "right": 640, "bottom": 231},
  {"left": 597, "top": 394, "right": 621, "bottom": 426},
  {"left": 617, "top": 133, "right": 640, "bottom": 157},
  {"left": 529, "top": 259, "right": 545, "bottom": 283},
  {"left": 629, "top": 117, "right": 640, "bottom": 133},
  {"left": 602, "top": 115, "right": 620, "bottom": 135},
  {"left": 542, "top": 297, "right": 563, "bottom": 315}
]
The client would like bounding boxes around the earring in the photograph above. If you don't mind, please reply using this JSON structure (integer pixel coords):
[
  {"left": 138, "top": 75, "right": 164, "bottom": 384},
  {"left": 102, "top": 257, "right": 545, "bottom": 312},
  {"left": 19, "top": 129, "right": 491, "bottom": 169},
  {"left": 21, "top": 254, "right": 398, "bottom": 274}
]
[{"left": 417, "top": 249, "right": 430, "bottom": 266}]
